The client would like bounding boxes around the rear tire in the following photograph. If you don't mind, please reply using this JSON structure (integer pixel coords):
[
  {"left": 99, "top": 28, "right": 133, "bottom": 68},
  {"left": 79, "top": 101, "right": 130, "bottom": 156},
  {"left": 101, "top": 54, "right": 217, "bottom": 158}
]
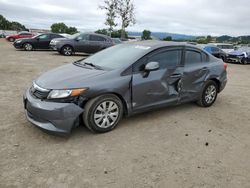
[
  {"left": 197, "top": 80, "right": 218, "bottom": 107},
  {"left": 61, "top": 45, "right": 73, "bottom": 56},
  {"left": 9, "top": 38, "right": 15, "bottom": 42},
  {"left": 23, "top": 43, "right": 33, "bottom": 51},
  {"left": 83, "top": 94, "right": 123, "bottom": 133}
]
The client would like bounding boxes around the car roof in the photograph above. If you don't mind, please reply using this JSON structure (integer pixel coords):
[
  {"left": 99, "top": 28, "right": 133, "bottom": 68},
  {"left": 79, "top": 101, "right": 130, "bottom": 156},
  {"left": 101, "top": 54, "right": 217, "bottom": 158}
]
[
  {"left": 83, "top": 32, "right": 111, "bottom": 38},
  {"left": 124, "top": 40, "right": 200, "bottom": 50}
]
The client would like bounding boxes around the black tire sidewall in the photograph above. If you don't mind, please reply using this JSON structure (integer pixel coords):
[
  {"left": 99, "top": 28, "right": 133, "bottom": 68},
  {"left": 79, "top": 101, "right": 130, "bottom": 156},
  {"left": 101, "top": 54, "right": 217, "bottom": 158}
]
[
  {"left": 201, "top": 81, "right": 218, "bottom": 107},
  {"left": 9, "top": 38, "right": 14, "bottom": 42},
  {"left": 84, "top": 95, "right": 123, "bottom": 133}
]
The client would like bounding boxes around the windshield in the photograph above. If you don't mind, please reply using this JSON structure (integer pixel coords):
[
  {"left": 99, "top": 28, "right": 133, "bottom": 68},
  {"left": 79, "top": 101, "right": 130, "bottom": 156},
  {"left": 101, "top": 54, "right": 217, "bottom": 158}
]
[
  {"left": 69, "top": 33, "right": 81, "bottom": 39},
  {"left": 79, "top": 44, "right": 151, "bottom": 70}
]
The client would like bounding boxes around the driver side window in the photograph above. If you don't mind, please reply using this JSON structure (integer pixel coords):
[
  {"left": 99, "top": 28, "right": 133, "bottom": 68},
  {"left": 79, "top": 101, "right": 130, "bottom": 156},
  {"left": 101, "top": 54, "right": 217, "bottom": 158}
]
[
  {"left": 76, "top": 34, "right": 88, "bottom": 41},
  {"left": 133, "top": 49, "right": 182, "bottom": 73},
  {"left": 38, "top": 34, "right": 49, "bottom": 40}
]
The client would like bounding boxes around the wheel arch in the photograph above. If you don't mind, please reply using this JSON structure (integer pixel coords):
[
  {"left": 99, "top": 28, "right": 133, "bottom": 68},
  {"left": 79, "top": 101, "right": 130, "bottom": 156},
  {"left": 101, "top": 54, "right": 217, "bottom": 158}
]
[
  {"left": 61, "top": 44, "right": 75, "bottom": 52},
  {"left": 209, "top": 78, "right": 221, "bottom": 92},
  {"left": 83, "top": 92, "right": 129, "bottom": 116}
]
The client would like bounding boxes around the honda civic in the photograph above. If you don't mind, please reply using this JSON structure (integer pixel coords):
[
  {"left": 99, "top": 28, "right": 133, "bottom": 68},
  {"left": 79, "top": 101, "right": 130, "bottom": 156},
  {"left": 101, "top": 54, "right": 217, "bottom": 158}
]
[{"left": 23, "top": 41, "right": 227, "bottom": 135}]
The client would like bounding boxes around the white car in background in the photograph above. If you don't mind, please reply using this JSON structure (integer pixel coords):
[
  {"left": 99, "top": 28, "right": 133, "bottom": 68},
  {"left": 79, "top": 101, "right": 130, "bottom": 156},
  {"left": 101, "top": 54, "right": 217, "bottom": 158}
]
[{"left": 210, "top": 43, "right": 234, "bottom": 54}]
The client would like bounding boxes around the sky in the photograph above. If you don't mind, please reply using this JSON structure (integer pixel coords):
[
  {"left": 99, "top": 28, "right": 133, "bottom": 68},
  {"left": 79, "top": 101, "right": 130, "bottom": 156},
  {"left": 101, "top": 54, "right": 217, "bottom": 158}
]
[{"left": 0, "top": 0, "right": 249, "bottom": 36}]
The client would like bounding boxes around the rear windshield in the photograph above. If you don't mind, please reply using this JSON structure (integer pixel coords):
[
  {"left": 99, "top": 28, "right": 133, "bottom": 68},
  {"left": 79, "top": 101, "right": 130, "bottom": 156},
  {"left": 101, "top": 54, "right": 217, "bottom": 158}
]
[{"left": 80, "top": 44, "right": 151, "bottom": 70}]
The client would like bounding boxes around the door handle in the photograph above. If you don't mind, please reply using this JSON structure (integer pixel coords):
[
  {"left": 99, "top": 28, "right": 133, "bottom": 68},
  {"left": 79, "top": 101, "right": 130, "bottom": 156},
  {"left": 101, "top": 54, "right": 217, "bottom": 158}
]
[
  {"left": 201, "top": 67, "right": 208, "bottom": 71},
  {"left": 170, "top": 74, "right": 182, "bottom": 78}
]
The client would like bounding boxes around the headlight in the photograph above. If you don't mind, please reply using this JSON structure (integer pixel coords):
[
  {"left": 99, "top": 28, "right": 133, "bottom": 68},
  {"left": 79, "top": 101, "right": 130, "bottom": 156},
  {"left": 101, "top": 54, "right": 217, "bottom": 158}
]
[
  {"left": 16, "top": 40, "right": 22, "bottom": 43},
  {"left": 47, "top": 88, "right": 87, "bottom": 99}
]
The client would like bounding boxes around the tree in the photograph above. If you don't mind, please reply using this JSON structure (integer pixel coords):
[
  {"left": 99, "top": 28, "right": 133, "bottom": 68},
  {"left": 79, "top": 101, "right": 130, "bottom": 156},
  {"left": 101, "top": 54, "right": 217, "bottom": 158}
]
[
  {"left": 95, "top": 28, "right": 128, "bottom": 38},
  {"left": 100, "top": 0, "right": 117, "bottom": 36},
  {"left": 116, "top": 0, "right": 136, "bottom": 39},
  {"left": 141, "top": 30, "right": 152, "bottom": 40},
  {"left": 95, "top": 29, "right": 109, "bottom": 36},
  {"left": 206, "top": 35, "right": 212, "bottom": 43},
  {"left": 163, "top": 36, "right": 172, "bottom": 41},
  {"left": 66, "top": 27, "right": 78, "bottom": 34},
  {"left": 0, "top": 15, "right": 28, "bottom": 31},
  {"left": 111, "top": 29, "right": 128, "bottom": 38},
  {"left": 51, "top": 23, "right": 78, "bottom": 34},
  {"left": 51, "top": 23, "right": 68, "bottom": 33}
]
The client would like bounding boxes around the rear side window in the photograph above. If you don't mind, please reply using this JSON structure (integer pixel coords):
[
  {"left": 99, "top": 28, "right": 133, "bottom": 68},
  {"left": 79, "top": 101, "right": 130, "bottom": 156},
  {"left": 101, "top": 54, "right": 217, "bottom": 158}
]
[
  {"left": 90, "top": 35, "right": 106, "bottom": 42},
  {"left": 52, "top": 34, "right": 63, "bottom": 38},
  {"left": 185, "top": 50, "right": 202, "bottom": 64},
  {"left": 149, "top": 50, "right": 182, "bottom": 69},
  {"left": 201, "top": 52, "right": 209, "bottom": 62}
]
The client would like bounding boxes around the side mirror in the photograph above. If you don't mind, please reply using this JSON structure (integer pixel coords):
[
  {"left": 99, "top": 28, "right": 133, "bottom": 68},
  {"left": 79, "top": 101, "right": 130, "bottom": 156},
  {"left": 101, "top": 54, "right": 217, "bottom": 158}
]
[{"left": 145, "top": 62, "right": 160, "bottom": 72}]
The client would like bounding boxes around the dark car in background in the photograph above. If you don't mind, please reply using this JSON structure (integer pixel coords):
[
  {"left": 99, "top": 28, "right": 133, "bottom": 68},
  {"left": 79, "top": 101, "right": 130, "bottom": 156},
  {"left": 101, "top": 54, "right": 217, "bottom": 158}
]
[
  {"left": 23, "top": 41, "right": 227, "bottom": 135},
  {"left": 13, "top": 33, "right": 65, "bottom": 51},
  {"left": 6, "top": 32, "right": 34, "bottom": 42},
  {"left": 227, "top": 47, "right": 250, "bottom": 64},
  {"left": 50, "top": 33, "right": 114, "bottom": 56},
  {"left": 203, "top": 45, "right": 227, "bottom": 62}
]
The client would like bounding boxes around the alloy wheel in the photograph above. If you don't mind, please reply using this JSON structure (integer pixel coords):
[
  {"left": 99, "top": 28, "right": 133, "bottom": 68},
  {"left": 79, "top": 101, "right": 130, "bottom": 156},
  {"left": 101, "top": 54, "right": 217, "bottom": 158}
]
[
  {"left": 94, "top": 101, "right": 119, "bottom": 128},
  {"left": 204, "top": 85, "right": 217, "bottom": 104},
  {"left": 63, "top": 47, "right": 72, "bottom": 56},
  {"left": 24, "top": 43, "right": 32, "bottom": 51}
]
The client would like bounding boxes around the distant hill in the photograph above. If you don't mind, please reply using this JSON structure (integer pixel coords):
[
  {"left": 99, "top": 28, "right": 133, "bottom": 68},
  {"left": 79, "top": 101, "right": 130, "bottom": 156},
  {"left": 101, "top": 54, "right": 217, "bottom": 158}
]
[
  {"left": 128, "top": 31, "right": 196, "bottom": 40},
  {"left": 216, "top": 35, "right": 250, "bottom": 44}
]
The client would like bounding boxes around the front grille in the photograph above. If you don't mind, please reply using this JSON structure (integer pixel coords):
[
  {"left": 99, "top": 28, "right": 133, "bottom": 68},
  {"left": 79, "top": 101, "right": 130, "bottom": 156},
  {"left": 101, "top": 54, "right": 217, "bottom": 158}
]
[{"left": 30, "top": 85, "right": 50, "bottom": 99}]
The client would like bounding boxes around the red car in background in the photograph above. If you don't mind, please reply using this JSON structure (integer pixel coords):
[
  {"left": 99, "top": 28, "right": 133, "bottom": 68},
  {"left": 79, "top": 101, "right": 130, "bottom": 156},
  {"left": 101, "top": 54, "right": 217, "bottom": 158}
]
[{"left": 6, "top": 32, "right": 34, "bottom": 42}]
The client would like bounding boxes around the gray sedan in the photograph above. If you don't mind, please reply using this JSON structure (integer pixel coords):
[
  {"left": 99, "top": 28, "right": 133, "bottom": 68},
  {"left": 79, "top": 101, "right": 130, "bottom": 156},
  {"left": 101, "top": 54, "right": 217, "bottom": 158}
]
[
  {"left": 50, "top": 32, "right": 114, "bottom": 56},
  {"left": 23, "top": 41, "right": 227, "bottom": 135}
]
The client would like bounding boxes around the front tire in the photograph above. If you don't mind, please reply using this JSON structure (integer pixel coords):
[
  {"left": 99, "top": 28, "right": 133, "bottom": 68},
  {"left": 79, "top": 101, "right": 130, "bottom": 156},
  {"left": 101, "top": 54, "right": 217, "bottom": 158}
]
[
  {"left": 241, "top": 58, "right": 248, "bottom": 65},
  {"left": 61, "top": 45, "right": 73, "bottom": 56},
  {"left": 197, "top": 80, "right": 218, "bottom": 107},
  {"left": 23, "top": 43, "right": 33, "bottom": 51},
  {"left": 83, "top": 94, "right": 123, "bottom": 133}
]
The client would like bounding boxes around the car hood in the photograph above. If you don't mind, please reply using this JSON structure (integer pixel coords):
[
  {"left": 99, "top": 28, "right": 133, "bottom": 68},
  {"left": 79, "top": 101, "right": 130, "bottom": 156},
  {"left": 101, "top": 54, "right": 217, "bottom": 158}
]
[
  {"left": 229, "top": 51, "right": 244, "bottom": 56},
  {"left": 15, "top": 38, "right": 34, "bottom": 43},
  {"left": 35, "top": 63, "right": 107, "bottom": 89}
]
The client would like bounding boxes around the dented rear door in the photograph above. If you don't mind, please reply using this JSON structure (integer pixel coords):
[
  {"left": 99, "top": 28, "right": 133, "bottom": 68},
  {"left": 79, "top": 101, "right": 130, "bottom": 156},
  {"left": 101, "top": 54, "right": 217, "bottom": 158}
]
[
  {"left": 180, "top": 48, "right": 209, "bottom": 102},
  {"left": 132, "top": 47, "right": 184, "bottom": 112}
]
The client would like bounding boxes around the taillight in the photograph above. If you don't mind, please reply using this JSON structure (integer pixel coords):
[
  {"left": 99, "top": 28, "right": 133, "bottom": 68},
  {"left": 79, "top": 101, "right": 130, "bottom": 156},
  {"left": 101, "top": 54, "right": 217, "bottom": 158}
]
[{"left": 224, "top": 63, "right": 228, "bottom": 70}]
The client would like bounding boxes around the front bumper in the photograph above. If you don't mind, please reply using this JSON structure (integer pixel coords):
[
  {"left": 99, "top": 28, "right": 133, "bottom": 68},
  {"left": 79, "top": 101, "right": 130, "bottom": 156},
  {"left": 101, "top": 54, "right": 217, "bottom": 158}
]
[
  {"left": 13, "top": 42, "right": 23, "bottom": 49},
  {"left": 49, "top": 44, "right": 58, "bottom": 51},
  {"left": 226, "top": 57, "right": 242, "bottom": 63},
  {"left": 23, "top": 89, "right": 84, "bottom": 135}
]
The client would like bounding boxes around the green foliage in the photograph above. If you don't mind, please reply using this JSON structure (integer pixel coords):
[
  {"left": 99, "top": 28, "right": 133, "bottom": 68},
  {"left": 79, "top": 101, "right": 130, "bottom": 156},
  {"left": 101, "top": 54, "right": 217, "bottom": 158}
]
[
  {"left": 0, "top": 15, "right": 27, "bottom": 31},
  {"left": 95, "top": 29, "right": 109, "bottom": 36},
  {"left": 206, "top": 35, "right": 212, "bottom": 43},
  {"left": 51, "top": 23, "right": 78, "bottom": 34},
  {"left": 111, "top": 29, "right": 128, "bottom": 38},
  {"left": 95, "top": 28, "right": 128, "bottom": 38},
  {"left": 141, "top": 30, "right": 152, "bottom": 40},
  {"left": 116, "top": 0, "right": 136, "bottom": 39},
  {"left": 100, "top": 0, "right": 136, "bottom": 39},
  {"left": 163, "top": 36, "right": 172, "bottom": 41},
  {"left": 100, "top": 0, "right": 117, "bottom": 34}
]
